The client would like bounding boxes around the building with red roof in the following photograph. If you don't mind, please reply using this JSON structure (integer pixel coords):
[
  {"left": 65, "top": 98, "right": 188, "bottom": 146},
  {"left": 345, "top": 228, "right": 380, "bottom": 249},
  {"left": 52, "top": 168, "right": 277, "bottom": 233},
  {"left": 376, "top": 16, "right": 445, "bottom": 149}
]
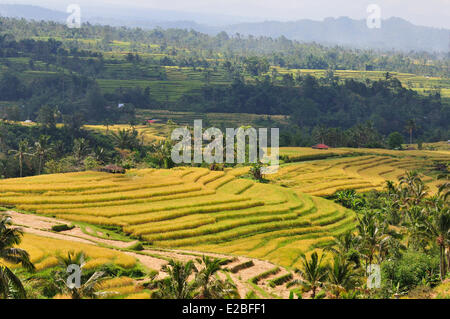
[{"left": 312, "top": 144, "right": 330, "bottom": 150}]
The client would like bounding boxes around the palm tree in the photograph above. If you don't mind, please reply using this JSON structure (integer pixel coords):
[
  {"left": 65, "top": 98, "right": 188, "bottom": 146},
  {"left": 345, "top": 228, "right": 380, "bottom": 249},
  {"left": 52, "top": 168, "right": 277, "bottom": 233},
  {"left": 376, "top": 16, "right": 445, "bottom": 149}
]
[
  {"left": 104, "top": 118, "right": 112, "bottom": 132},
  {"left": 155, "top": 259, "right": 198, "bottom": 299},
  {"left": 55, "top": 251, "right": 106, "bottom": 299},
  {"left": 195, "top": 256, "right": 221, "bottom": 299},
  {"left": 92, "top": 147, "right": 107, "bottom": 164},
  {"left": 326, "top": 255, "right": 361, "bottom": 297},
  {"left": 72, "top": 138, "right": 89, "bottom": 162},
  {"left": 356, "top": 211, "right": 391, "bottom": 272},
  {"left": 294, "top": 252, "right": 328, "bottom": 298},
  {"left": 313, "top": 125, "right": 328, "bottom": 145},
  {"left": 405, "top": 119, "right": 417, "bottom": 145},
  {"left": 325, "top": 231, "right": 361, "bottom": 267},
  {"left": 195, "top": 256, "right": 238, "bottom": 299},
  {"left": 416, "top": 206, "right": 450, "bottom": 281},
  {"left": 9, "top": 139, "right": 33, "bottom": 177},
  {"left": 437, "top": 173, "right": 449, "bottom": 202},
  {"left": 34, "top": 135, "right": 52, "bottom": 175},
  {"left": 333, "top": 189, "right": 365, "bottom": 210},
  {"left": 149, "top": 140, "right": 174, "bottom": 169},
  {"left": 110, "top": 129, "right": 139, "bottom": 150},
  {"left": 399, "top": 171, "right": 428, "bottom": 206},
  {"left": 0, "top": 215, "right": 35, "bottom": 299}
]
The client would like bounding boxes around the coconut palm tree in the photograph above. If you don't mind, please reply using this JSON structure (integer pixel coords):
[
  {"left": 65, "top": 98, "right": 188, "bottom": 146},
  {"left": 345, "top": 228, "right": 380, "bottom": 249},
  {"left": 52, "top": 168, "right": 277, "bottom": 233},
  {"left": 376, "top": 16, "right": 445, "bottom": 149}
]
[
  {"left": 195, "top": 256, "right": 238, "bottom": 299},
  {"left": 294, "top": 252, "right": 328, "bottom": 298},
  {"left": 405, "top": 119, "right": 417, "bottom": 145},
  {"left": 195, "top": 256, "right": 221, "bottom": 298},
  {"left": 9, "top": 139, "right": 33, "bottom": 177},
  {"left": 333, "top": 189, "right": 365, "bottom": 210},
  {"left": 325, "top": 231, "right": 361, "bottom": 267},
  {"left": 398, "top": 171, "right": 428, "bottom": 207},
  {"left": 55, "top": 251, "right": 106, "bottom": 299},
  {"left": 0, "top": 215, "right": 35, "bottom": 299},
  {"left": 416, "top": 206, "right": 450, "bottom": 281},
  {"left": 149, "top": 140, "right": 174, "bottom": 169},
  {"left": 356, "top": 211, "right": 391, "bottom": 272},
  {"left": 326, "top": 255, "right": 361, "bottom": 297},
  {"left": 155, "top": 259, "right": 198, "bottom": 299},
  {"left": 437, "top": 173, "right": 449, "bottom": 202},
  {"left": 34, "top": 135, "right": 52, "bottom": 175},
  {"left": 103, "top": 118, "right": 112, "bottom": 132},
  {"left": 72, "top": 138, "right": 90, "bottom": 162},
  {"left": 110, "top": 129, "right": 139, "bottom": 150}
]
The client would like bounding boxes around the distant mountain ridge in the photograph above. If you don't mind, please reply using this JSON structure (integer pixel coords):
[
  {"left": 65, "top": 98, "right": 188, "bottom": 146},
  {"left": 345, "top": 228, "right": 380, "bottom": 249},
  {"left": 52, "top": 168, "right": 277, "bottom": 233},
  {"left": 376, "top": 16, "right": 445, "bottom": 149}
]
[
  {"left": 0, "top": 4, "right": 448, "bottom": 52},
  {"left": 223, "top": 17, "right": 450, "bottom": 52}
]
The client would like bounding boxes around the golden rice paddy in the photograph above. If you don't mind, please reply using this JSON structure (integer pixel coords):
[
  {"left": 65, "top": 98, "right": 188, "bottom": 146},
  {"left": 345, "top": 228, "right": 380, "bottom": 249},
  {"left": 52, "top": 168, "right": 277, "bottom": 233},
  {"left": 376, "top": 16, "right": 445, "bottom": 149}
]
[
  {"left": 276, "top": 147, "right": 450, "bottom": 196},
  {"left": 0, "top": 167, "right": 356, "bottom": 269},
  {"left": 2, "top": 146, "right": 447, "bottom": 271},
  {"left": 2, "top": 233, "right": 137, "bottom": 272}
]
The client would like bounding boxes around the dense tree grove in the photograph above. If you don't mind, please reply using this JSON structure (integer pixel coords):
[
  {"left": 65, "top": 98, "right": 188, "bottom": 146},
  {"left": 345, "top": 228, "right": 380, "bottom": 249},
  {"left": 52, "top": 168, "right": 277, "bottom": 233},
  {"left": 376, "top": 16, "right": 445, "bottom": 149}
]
[
  {"left": 1, "top": 18, "right": 448, "bottom": 77},
  {"left": 0, "top": 17, "right": 448, "bottom": 153},
  {"left": 181, "top": 75, "right": 449, "bottom": 143}
]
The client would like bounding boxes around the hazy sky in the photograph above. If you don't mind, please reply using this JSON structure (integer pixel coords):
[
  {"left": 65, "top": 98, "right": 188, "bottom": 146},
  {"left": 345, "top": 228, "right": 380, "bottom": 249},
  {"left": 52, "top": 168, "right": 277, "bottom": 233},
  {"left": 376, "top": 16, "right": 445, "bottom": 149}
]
[{"left": 5, "top": 0, "right": 450, "bottom": 28}]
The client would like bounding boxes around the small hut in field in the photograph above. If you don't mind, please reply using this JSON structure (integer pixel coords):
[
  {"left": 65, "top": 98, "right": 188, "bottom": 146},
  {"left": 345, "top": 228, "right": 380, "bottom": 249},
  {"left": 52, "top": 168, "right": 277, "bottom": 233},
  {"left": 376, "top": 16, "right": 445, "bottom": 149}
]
[{"left": 312, "top": 144, "right": 330, "bottom": 150}]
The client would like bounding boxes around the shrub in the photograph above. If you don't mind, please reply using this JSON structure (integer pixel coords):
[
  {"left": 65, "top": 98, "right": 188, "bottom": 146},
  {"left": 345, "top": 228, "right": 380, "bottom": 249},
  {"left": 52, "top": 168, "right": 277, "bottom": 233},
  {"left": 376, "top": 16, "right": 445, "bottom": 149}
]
[
  {"left": 230, "top": 260, "right": 254, "bottom": 273},
  {"left": 100, "top": 164, "right": 126, "bottom": 174},
  {"left": 127, "top": 241, "right": 144, "bottom": 251},
  {"left": 44, "top": 156, "right": 79, "bottom": 174},
  {"left": 315, "top": 290, "right": 326, "bottom": 299},
  {"left": 209, "top": 163, "right": 224, "bottom": 171},
  {"left": 250, "top": 267, "right": 280, "bottom": 284},
  {"left": 268, "top": 273, "right": 293, "bottom": 288},
  {"left": 84, "top": 156, "right": 101, "bottom": 170},
  {"left": 289, "top": 288, "right": 302, "bottom": 299},
  {"left": 381, "top": 250, "right": 440, "bottom": 290},
  {"left": 387, "top": 132, "right": 404, "bottom": 149},
  {"left": 245, "top": 290, "right": 258, "bottom": 299},
  {"left": 100, "top": 263, "right": 146, "bottom": 278},
  {"left": 51, "top": 224, "right": 75, "bottom": 232}
]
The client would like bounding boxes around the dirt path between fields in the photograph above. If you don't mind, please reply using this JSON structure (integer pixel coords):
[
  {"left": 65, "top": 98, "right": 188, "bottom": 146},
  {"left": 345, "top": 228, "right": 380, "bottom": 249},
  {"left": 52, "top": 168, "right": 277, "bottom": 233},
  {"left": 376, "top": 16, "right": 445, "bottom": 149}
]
[
  {"left": 5, "top": 211, "right": 138, "bottom": 249},
  {"left": 5, "top": 210, "right": 297, "bottom": 299}
]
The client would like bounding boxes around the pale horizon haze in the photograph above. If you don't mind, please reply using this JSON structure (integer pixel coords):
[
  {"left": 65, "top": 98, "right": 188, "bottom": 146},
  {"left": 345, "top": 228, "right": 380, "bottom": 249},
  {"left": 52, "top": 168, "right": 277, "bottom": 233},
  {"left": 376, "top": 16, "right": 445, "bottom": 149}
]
[{"left": 2, "top": 0, "right": 450, "bottom": 29}]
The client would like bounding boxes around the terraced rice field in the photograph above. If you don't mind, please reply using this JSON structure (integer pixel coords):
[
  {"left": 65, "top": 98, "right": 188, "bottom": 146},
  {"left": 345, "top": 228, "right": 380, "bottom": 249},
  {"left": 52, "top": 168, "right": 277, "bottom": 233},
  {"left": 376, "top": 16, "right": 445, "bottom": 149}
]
[
  {"left": 273, "top": 148, "right": 450, "bottom": 196},
  {"left": 0, "top": 231, "right": 155, "bottom": 299},
  {"left": 2, "top": 232, "right": 137, "bottom": 272},
  {"left": 273, "top": 68, "right": 450, "bottom": 98},
  {"left": 0, "top": 168, "right": 356, "bottom": 269},
  {"left": 136, "top": 109, "right": 289, "bottom": 128},
  {"left": 84, "top": 124, "right": 169, "bottom": 144}
]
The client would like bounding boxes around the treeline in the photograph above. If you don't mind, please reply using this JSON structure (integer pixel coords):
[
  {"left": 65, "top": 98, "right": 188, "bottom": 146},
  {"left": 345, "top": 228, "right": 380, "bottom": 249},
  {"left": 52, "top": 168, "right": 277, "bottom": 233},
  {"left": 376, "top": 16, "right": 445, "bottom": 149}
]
[
  {"left": 0, "top": 122, "right": 117, "bottom": 178},
  {"left": 0, "top": 71, "right": 137, "bottom": 124},
  {"left": 179, "top": 74, "right": 449, "bottom": 143},
  {"left": 1, "top": 17, "right": 448, "bottom": 77}
]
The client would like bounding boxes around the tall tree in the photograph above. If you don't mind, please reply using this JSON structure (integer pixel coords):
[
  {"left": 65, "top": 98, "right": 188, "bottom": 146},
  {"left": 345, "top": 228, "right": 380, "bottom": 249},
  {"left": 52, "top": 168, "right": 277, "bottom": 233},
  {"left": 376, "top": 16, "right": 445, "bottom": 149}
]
[
  {"left": 417, "top": 206, "right": 450, "bottom": 281},
  {"left": 294, "top": 252, "right": 328, "bottom": 298},
  {"left": 326, "top": 255, "right": 361, "bottom": 297},
  {"left": 34, "top": 135, "right": 52, "bottom": 175},
  {"left": 0, "top": 215, "right": 35, "bottom": 299},
  {"left": 55, "top": 251, "right": 106, "bottom": 299},
  {"left": 195, "top": 256, "right": 238, "bottom": 299},
  {"left": 155, "top": 259, "right": 198, "bottom": 299},
  {"left": 405, "top": 119, "right": 417, "bottom": 145},
  {"left": 72, "top": 138, "right": 89, "bottom": 162},
  {"left": 9, "top": 139, "right": 33, "bottom": 177}
]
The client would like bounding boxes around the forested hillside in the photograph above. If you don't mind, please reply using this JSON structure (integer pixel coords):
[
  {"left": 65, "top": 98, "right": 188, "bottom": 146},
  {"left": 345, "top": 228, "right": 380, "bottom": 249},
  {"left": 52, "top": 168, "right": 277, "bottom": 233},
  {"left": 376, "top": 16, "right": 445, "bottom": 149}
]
[{"left": 0, "top": 17, "right": 449, "bottom": 146}]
